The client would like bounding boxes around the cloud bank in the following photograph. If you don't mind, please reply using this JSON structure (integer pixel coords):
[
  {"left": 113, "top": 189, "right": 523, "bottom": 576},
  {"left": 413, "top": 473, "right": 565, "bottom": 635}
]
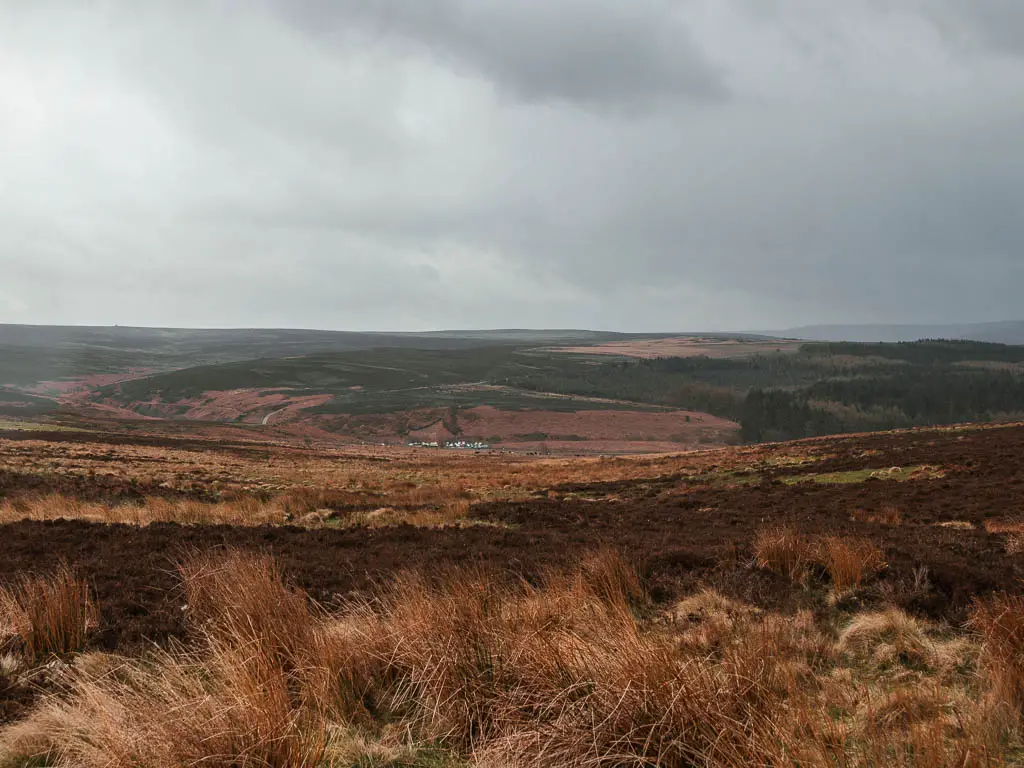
[{"left": 1, "top": 1, "right": 1022, "bottom": 331}]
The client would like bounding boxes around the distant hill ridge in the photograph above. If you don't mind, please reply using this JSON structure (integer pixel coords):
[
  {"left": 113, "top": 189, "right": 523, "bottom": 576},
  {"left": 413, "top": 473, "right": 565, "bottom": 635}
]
[{"left": 777, "top": 321, "right": 1024, "bottom": 345}]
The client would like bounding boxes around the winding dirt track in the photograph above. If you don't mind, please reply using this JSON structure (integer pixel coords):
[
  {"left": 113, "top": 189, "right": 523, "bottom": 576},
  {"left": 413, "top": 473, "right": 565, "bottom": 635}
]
[{"left": 0, "top": 424, "right": 1022, "bottom": 654}]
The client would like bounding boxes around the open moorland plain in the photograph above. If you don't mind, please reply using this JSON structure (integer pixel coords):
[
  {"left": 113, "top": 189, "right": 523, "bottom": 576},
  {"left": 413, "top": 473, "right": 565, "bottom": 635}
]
[{"left": 1, "top": 413, "right": 1024, "bottom": 764}]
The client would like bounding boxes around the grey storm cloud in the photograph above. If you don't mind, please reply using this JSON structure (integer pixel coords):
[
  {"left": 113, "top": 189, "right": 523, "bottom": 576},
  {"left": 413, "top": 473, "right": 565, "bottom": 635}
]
[
  {"left": 0, "top": 0, "right": 1022, "bottom": 331},
  {"left": 279, "top": 0, "right": 728, "bottom": 108},
  {"left": 931, "top": 0, "right": 1024, "bottom": 53}
]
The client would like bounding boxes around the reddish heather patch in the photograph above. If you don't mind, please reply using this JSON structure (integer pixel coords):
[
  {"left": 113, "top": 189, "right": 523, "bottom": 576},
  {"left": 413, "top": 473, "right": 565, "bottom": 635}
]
[
  {"left": 552, "top": 337, "right": 799, "bottom": 359},
  {"left": 508, "top": 440, "right": 697, "bottom": 454},
  {"left": 314, "top": 405, "right": 738, "bottom": 452},
  {"left": 25, "top": 369, "right": 157, "bottom": 400},
  {"left": 79, "top": 385, "right": 738, "bottom": 454},
  {"left": 179, "top": 389, "right": 335, "bottom": 423},
  {"left": 74, "top": 402, "right": 161, "bottom": 421},
  {"left": 316, "top": 409, "right": 450, "bottom": 444},
  {"left": 457, "top": 405, "right": 736, "bottom": 445},
  {"left": 96, "top": 388, "right": 336, "bottom": 425}
]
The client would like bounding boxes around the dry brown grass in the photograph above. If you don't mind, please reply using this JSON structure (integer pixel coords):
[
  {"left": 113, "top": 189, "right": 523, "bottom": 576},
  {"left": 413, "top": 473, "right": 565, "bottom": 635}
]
[
  {"left": 983, "top": 517, "right": 1024, "bottom": 535},
  {"left": 815, "top": 535, "right": 887, "bottom": 592},
  {"left": 0, "top": 491, "right": 485, "bottom": 530},
  {"left": 333, "top": 555, "right": 802, "bottom": 766},
  {"left": 970, "top": 593, "right": 1024, "bottom": 726},
  {"left": 0, "top": 551, "right": 1016, "bottom": 768},
  {"left": 1, "top": 552, "right": 326, "bottom": 768},
  {"left": 177, "top": 550, "right": 317, "bottom": 667},
  {"left": 982, "top": 517, "right": 1024, "bottom": 555},
  {"left": 853, "top": 503, "right": 903, "bottom": 526},
  {"left": 753, "top": 526, "right": 815, "bottom": 581},
  {"left": 840, "top": 609, "right": 937, "bottom": 671},
  {"left": 754, "top": 528, "right": 886, "bottom": 592},
  {"left": 671, "top": 587, "right": 759, "bottom": 624},
  {"left": 0, "top": 428, "right": 768, "bottom": 527},
  {"left": 0, "top": 564, "right": 96, "bottom": 664},
  {"left": 0, "top": 424, "right": 914, "bottom": 535},
  {"left": 859, "top": 684, "right": 964, "bottom": 736},
  {"left": 0, "top": 493, "right": 287, "bottom": 527},
  {"left": 0, "top": 643, "right": 327, "bottom": 767},
  {"left": 937, "top": 520, "right": 975, "bottom": 530}
]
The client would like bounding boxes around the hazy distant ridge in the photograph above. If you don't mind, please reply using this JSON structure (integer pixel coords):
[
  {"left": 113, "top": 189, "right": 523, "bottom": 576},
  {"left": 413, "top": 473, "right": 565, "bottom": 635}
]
[{"left": 778, "top": 321, "right": 1024, "bottom": 345}]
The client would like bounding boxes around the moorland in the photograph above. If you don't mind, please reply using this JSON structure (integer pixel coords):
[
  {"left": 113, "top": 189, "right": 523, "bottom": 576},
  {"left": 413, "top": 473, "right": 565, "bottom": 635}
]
[
  {"left": 0, "top": 415, "right": 1022, "bottom": 764},
  {"left": 3, "top": 326, "right": 1024, "bottom": 765}
]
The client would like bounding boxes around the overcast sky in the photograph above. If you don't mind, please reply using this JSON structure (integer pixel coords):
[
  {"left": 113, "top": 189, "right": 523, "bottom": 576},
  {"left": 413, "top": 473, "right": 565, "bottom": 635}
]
[{"left": 1, "top": 1, "right": 1022, "bottom": 332}]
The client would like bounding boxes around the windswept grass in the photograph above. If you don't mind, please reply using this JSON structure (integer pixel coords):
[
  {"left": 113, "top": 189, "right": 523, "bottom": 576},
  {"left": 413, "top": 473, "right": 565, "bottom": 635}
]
[
  {"left": 970, "top": 593, "right": 1024, "bottom": 720},
  {"left": 753, "top": 527, "right": 815, "bottom": 582},
  {"left": 815, "top": 535, "right": 887, "bottom": 592},
  {"left": 754, "top": 527, "right": 887, "bottom": 592},
  {"left": 0, "top": 491, "right": 483, "bottom": 529},
  {"left": 0, "top": 564, "right": 96, "bottom": 664},
  {"left": 1, "top": 551, "right": 1016, "bottom": 767}
]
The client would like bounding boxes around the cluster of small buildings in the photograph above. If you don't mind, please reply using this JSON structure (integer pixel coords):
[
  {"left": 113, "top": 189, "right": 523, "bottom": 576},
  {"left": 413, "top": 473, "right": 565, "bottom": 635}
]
[
  {"left": 444, "top": 439, "right": 490, "bottom": 450},
  {"left": 406, "top": 439, "right": 491, "bottom": 450}
]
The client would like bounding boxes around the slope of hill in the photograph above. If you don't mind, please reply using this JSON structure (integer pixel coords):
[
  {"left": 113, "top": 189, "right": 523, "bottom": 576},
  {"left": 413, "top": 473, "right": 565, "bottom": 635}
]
[
  {"left": 5, "top": 325, "right": 1024, "bottom": 452},
  {"left": 90, "top": 344, "right": 736, "bottom": 451},
  {"left": 0, "top": 324, "right": 661, "bottom": 387}
]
